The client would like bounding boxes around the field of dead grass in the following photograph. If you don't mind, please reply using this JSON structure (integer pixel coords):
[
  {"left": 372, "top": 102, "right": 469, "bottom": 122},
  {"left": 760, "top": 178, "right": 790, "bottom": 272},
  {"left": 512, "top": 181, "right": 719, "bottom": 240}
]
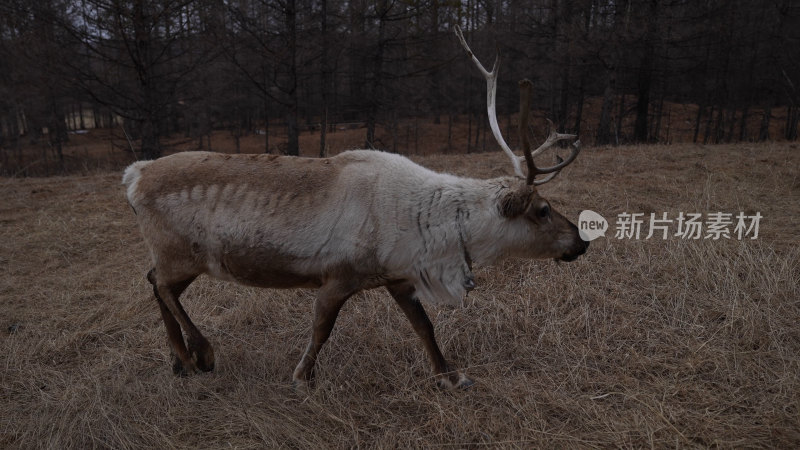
[{"left": 1, "top": 142, "right": 799, "bottom": 448}]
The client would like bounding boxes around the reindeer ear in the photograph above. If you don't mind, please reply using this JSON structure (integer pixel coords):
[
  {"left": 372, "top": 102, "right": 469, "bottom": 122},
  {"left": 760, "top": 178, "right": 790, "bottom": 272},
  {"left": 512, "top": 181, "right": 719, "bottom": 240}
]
[{"left": 499, "top": 188, "right": 531, "bottom": 218}]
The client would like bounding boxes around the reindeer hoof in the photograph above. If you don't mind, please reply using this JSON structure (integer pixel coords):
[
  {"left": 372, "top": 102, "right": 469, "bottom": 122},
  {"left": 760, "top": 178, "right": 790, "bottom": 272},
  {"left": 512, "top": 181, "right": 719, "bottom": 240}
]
[
  {"left": 292, "top": 377, "right": 313, "bottom": 395},
  {"left": 191, "top": 348, "right": 215, "bottom": 373},
  {"left": 291, "top": 373, "right": 315, "bottom": 388},
  {"left": 172, "top": 355, "right": 186, "bottom": 376},
  {"left": 171, "top": 356, "right": 199, "bottom": 376},
  {"left": 194, "top": 354, "right": 215, "bottom": 372},
  {"left": 455, "top": 373, "right": 475, "bottom": 389},
  {"left": 436, "top": 372, "right": 474, "bottom": 390},
  {"left": 436, "top": 379, "right": 453, "bottom": 390},
  {"left": 188, "top": 338, "right": 215, "bottom": 372},
  {"left": 170, "top": 351, "right": 207, "bottom": 376}
]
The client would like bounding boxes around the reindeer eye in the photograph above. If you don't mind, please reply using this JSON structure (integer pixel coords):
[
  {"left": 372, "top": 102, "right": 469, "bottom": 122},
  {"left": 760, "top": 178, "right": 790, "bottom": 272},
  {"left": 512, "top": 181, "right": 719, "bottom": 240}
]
[{"left": 538, "top": 204, "right": 550, "bottom": 219}]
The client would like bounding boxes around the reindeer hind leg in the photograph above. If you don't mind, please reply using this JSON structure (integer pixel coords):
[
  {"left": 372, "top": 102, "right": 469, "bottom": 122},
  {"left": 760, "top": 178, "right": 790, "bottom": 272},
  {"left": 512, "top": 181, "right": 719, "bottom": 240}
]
[{"left": 147, "top": 269, "right": 213, "bottom": 375}]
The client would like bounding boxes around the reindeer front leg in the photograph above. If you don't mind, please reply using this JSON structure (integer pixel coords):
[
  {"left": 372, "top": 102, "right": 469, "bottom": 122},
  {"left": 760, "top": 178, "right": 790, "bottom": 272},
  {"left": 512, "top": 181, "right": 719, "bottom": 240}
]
[
  {"left": 293, "top": 281, "right": 354, "bottom": 387},
  {"left": 387, "top": 283, "right": 474, "bottom": 389}
]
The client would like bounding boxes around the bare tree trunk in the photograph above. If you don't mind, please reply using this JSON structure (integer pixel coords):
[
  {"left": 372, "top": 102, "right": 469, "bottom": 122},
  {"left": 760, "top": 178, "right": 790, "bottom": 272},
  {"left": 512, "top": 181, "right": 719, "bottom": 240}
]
[
  {"left": 482, "top": 116, "right": 487, "bottom": 151},
  {"left": 78, "top": 102, "right": 85, "bottom": 129},
  {"left": 141, "top": 117, "right": 161, "bottom": 160},
  {"left": 596, "top": 76, "right": 614, "bottom": 145},
  {"left": 71, "top": 104, "right": 77, "bottom": 130},
  {"left": 288, "top": 1, "right": 300, "bottom": 155},
  {"left": 653, "top": 94, "right": 664, "bottom": 142},
  {"left": 264, "top": 109, "right": 270, "bottom": 153},
  {"left": 135, "top": 1, "right": 162, "bottom": 160},
  {"left": 414, "top": 116, "right": 419, "bottom": 154},
  {"left": 319, "top": 0, "right": 329, "bottom": 157},
  {"left": 467, "top": 79, "right": 473, "bottom": 153},
  {"left": 429, "top": 0, "right": 443, "bottom": 126},
  {"left": 693, "top": 101, "right": 706, "bottom": 143},
  {"left": 692, "top": 34, "right": 712, "bottom": 143},
  {"left": 703, "top": 105, "right": 715, "bottom": 145},
  {"left": 783, "top": 70, "right": 799, "bottom": 141},
  {"left": 319, "top": 107, "right": 328, "bottom": 157},
  {"left": 616, "top": 94, "right": 626, "bottom": 145},
  {"left": 391, "top": 111, "right": 398, "bottom": 153},
  {"left": 758, "top": 103, "right": 771, "bottom": 141},
  {"left": 573, "top": 76, "right": 585, "bottom": 137},
  {"left": 558, "top": 64, "right": 570, "bottom": 132},
  {"left": 786, "top": 106, "right": 799, "bottom": 140},
  {"left": 473, "top": 109, "right": 481, "bottom": 150},
  {"left": 48, "top": 92, "right": 66, "bottom": 170},
  {"left": 447, "top": 113, "right": 453, "bottom": 153},
  {"left": 739, "top": 106, "right": 750, "bottom": 141},
  {"left": 634, "top": 0, "right": 659, "bottom": 143},
  {"left": 365, "top": 2, "right": 387, "bottom": 149},
  {"left": 634, "top": 50, "right": 653, "bottom": 143},
  {"left": 726, "top": 109, "right": 737, "bottom": 142}
]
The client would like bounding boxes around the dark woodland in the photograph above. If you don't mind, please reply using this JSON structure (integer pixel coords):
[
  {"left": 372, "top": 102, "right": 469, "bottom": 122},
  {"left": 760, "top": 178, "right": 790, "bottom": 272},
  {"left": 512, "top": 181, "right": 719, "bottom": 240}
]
[{"left": 0, "top": 0, "right": 798, "bottom": 169}]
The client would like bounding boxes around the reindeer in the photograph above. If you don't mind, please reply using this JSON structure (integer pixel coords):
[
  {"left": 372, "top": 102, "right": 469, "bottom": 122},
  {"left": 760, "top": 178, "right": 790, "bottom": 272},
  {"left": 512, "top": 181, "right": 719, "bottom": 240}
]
[{"left": 122, "top": 27, "right": 588, "bottom": 389}]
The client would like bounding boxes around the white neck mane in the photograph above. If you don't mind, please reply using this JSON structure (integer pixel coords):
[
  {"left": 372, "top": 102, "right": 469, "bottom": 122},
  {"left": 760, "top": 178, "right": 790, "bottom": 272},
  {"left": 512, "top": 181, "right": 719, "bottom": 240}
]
[{"left": 382, "top": 169, "right": 523, "bottom": 307}]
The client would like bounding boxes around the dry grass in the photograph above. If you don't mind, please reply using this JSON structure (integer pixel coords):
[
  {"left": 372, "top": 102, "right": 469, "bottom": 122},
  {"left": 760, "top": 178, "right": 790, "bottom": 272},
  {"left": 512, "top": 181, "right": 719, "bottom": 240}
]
[{"left": 1, "top": 142, "right": 799, "bottom": 448}]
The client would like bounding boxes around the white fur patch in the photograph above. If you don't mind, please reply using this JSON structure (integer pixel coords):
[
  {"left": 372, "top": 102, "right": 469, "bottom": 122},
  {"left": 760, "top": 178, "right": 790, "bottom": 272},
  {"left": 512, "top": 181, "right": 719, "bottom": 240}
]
[{"left": 121, "top": 160, "right": 153, "bottom": 205}]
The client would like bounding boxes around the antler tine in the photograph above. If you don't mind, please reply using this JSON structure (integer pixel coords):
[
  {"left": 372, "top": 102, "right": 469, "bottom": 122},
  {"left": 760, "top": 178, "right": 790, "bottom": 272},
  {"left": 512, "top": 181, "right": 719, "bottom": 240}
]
[
  {"left": 454, "top": 25, "right": 524, "bottom": 179},
  {"left": 518, "top": 79, "right": 536, "bottom": 185},
  {"left": 530, "top": 140, "right": 581, "bottom": 185},
  {"left": 519, "top": 83, "right": 581, "bottom": 185},
  {"left": 530, "top": 119, "right": 578, "bottom": 159},
  {"left": 454, "top": 25, "right": 493, "bottom": 79},
  {"left": 532, "top": 135, "right": 581, "bottom": 174},
  {"left": 532, "top": 156, "right": 563, "bottom": 185}
]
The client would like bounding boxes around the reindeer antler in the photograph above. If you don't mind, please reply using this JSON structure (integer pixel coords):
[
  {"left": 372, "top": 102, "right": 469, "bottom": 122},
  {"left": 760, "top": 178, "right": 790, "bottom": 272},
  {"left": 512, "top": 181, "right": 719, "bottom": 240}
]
[
  {"left": 454, "top": 25, "right": 524, "bottom": 179},
  {"left": 456, "top": 26, "right": 581, "bottom": 185},
  {"left": 518, "top": 81, "right": 581, "bottom": 185}
]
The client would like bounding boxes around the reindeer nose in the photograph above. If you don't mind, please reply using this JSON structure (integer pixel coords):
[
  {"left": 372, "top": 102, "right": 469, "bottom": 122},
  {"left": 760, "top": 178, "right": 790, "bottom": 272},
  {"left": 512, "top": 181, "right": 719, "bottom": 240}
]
[
  {"left": 559, "top": 239, "right": 588, "bottom": 262},
  {"left": 574, "top": 239, "right": 589, "bottom": 258}
]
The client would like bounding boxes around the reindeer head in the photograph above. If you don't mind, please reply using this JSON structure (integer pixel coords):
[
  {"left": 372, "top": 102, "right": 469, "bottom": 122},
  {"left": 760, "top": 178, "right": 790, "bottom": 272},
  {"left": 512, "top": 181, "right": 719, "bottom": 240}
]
[
  {"left": 456, "top": 26, "right": 588, "bottom": 263},
  {"left": 498, "top": 180, "right": 588, "bottom": 262}
]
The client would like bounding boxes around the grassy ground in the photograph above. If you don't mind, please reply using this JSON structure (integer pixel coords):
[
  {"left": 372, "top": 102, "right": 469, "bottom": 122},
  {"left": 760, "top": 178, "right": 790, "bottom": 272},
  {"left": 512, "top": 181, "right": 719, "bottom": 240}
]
[{"left": 1, "top": 142, "right": 799, "bottom": 448}]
